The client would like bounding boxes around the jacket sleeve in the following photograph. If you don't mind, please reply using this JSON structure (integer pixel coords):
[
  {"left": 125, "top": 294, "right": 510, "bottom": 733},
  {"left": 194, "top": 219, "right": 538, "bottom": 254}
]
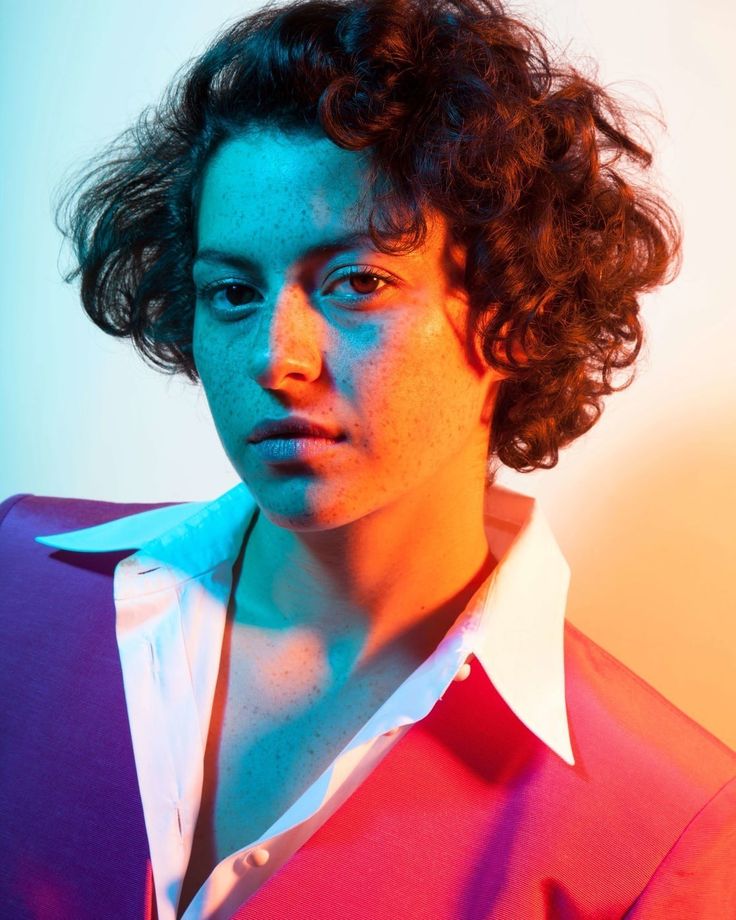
[{"left": 623, "top": 773, "right": 736, "bottom": 918}]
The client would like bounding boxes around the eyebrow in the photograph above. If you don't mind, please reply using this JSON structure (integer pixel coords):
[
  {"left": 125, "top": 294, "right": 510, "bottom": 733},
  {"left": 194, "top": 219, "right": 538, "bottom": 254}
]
[{"left": 193, "top": 231, "right": 379, "bottom": 273}]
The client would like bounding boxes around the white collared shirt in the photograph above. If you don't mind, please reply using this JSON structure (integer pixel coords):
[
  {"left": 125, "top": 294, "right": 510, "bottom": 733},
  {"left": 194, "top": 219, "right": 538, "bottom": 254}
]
[{"left": 36, "top": 480, "right": 574, "bottom": 920}]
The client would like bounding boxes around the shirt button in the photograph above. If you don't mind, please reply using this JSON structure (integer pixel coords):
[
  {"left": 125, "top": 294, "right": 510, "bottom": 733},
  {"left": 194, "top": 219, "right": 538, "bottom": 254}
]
[
  {"left": 250, "top": 847, "right": 270, "bottom": 867},
  {"left": 453, "top": 661, "right": 472, "bottom": 682}
]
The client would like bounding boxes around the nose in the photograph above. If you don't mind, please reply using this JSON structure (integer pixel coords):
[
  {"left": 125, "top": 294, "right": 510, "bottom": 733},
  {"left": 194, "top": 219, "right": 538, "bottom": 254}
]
[{"left": 246, "top": 283, "right": 324, "bottom": 390}]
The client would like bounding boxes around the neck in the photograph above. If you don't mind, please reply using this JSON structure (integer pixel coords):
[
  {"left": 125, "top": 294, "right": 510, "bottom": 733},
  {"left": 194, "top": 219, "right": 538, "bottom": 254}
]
[{"left": 233, "top": 456, "right": 496, "bottom": 677}]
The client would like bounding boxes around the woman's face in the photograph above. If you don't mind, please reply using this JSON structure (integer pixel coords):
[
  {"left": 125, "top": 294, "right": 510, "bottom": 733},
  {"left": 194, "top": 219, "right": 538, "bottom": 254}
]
[{"left": 192, "top": 124, "right": 503, "bottom": 530}]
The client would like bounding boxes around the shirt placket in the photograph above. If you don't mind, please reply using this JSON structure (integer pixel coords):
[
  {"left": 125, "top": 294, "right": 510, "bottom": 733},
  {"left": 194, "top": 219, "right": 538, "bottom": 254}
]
[{"left": 116, "top": 555, "right": 208, "bottom": 920}]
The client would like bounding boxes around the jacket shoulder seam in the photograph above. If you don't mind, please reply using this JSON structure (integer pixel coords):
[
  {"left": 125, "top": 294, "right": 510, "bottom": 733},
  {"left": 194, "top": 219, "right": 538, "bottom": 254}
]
[
  {"left": 0, "top": 493, "right": 33, "bottom": 531},
  {"left": 622, "top": 771, "right": 736, "bottom": 915}
]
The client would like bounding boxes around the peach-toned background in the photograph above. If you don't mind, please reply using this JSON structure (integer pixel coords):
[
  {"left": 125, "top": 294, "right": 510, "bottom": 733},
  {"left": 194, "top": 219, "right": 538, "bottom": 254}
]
[{"left": 1, "top": 0, "right": 734, "bottom": 748}]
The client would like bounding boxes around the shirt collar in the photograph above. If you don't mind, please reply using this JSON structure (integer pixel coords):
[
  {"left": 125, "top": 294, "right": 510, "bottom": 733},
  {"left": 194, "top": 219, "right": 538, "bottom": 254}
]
[{"left": 35, "top": 480, "right": 574, "bottom": 766}]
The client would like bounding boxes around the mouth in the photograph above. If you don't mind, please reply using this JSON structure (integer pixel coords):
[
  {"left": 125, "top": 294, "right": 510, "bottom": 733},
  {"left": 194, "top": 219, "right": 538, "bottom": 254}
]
[{"left": 249, "top": 433, "right": 347, "bottom": 463}]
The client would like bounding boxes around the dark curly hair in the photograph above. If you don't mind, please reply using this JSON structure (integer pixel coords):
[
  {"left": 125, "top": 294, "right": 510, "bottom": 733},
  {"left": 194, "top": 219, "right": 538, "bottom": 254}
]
[{"left": 54, "top": 0, "right": 681, "bottom": 476}]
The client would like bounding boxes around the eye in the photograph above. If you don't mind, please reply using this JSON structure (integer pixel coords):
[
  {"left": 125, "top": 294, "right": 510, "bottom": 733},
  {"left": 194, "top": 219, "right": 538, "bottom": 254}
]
[
  {"left": 196, "top": 281, "right": 255, "bottom": 310},
  {"left": 327, "top": 265, "right": 396, "bottom": 301}
]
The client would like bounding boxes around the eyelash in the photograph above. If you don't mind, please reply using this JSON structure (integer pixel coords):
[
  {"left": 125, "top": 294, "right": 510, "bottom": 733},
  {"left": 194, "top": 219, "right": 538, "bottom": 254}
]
[{"left": 196, "top": 265, "right": 396, "bottom": 312}]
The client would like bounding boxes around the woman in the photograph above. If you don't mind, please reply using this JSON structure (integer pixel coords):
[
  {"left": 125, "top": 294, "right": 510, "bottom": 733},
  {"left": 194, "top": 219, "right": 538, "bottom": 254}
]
[{"left": 1, "top": 0, "right": 734, "bottom": 918}]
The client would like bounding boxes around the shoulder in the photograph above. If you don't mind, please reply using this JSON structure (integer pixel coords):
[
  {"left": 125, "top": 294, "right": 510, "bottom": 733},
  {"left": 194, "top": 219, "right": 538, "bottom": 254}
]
[
  {"left": 0, "top": 491, "right": 196, "bottom": 719},
  {"left": 0, "top": 492, "right": 180, "bottom": 645},
  {"left": 0, "top": 492, "right": 194, "bottom": 628},
  {"left": 0, "top": 491, "right": 180, "bottom": 538},
  {"left": 0, "top": 491, "right": 193, "bottom": 555},
  {"left": 563, "top": 619, "right": 736, "bottom": 790},
  {"left": 561, "top": 621, "right": 736, "bottom": 912},
  {"left": 623, "top": 772, "right": 736, "bottom": 917}
]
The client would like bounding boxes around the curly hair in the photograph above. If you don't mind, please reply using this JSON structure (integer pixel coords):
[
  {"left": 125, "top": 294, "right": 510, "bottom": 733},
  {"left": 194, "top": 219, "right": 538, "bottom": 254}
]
[{"left": 55, "top": 0, "right": 681, "bottom": 476}]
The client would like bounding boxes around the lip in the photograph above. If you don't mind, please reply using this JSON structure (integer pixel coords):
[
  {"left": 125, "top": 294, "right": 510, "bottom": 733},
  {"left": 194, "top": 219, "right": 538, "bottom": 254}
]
[
  {"left": 247, "top": 416, "right": 343, "bottom": 443},
  {"left": 250, "top": 434, "right": 346, "bottom": 463}
]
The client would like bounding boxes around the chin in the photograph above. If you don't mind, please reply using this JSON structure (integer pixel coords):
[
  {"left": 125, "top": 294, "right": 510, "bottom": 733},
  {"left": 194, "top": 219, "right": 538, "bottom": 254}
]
[
  {"left": 258, "top": 503, "right": 360, "bottom": 533},
  {"left": 245, "top": 479, "right": 366, "bottom": 533}
]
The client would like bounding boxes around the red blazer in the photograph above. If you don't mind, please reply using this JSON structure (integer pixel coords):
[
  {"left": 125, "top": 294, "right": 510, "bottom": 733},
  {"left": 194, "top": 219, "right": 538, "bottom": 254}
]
[{"left": 1, "top": 492, "right": 735, "bottom": 919}]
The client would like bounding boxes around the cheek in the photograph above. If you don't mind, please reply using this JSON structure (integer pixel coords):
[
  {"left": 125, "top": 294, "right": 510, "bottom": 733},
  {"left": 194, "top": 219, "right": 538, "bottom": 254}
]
[
  {"left": 192, "top": 308, "right": 215, "bottom": 378},
  {"left": 346, "top": 317, "right": 479, "bottom": 454},
  {"left": 193, "top": 314, "right": 244, "bottom": 439}
]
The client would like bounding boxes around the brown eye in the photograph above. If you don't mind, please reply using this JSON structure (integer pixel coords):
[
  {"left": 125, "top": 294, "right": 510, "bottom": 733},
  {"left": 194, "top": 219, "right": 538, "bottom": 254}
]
[
  {"left": 328, "top": 266, "right": 395, "bottom": 303},
  {"left": 348, "top": 272, "right": 382, "bottom": 295}
]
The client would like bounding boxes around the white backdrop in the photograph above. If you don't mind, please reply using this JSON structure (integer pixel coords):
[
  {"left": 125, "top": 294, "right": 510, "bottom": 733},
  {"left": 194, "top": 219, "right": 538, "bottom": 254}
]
[{"left": 2, "top": 0, "right": 734, "bottom": 747}]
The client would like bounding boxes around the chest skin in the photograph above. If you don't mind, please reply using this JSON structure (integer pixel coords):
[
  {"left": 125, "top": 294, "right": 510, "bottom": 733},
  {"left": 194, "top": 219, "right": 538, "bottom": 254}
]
[{"left": 176, "top": 604, "right": 423, "bottom": 918}]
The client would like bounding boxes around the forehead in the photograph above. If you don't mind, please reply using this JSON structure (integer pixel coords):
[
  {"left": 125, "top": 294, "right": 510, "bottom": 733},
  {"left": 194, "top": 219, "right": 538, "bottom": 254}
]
[
  {"left": 195, "top": 125, "right": 374, "bottom": 250},
  {"left": 194, "top": 125, "right": 462, "bottom": 276}
]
